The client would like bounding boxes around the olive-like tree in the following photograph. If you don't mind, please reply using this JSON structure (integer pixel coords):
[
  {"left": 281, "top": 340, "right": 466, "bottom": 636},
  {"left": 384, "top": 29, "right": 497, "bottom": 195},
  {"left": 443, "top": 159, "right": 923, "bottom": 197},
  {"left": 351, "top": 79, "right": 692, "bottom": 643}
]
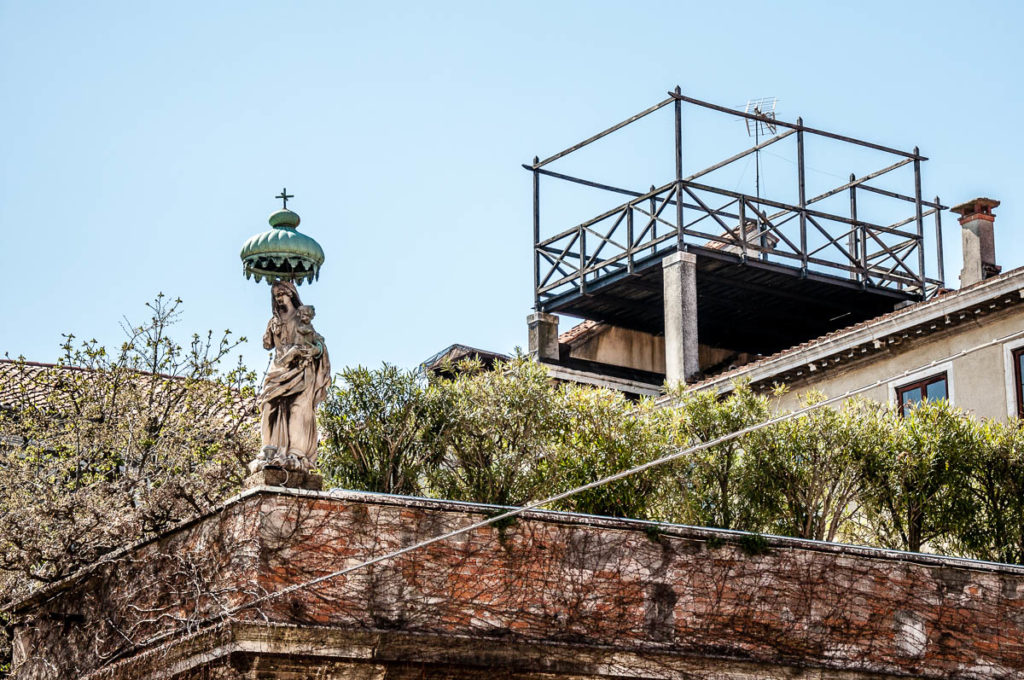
[
  {"left": 746, "top": 397, "right": 895, "bottom": 542},
  {"left": 948, "top": 418, "right": 1024, "bottom": 564},
  {"left": 661, "top": 382, "right": 773, "bottom": 531},
  {"left": 859, "top": 400, "right": 978, "bottom": 553},
  {"left": 318, "top": 363, "right": 430, "bottom": 495},
  {"left": 549, "top": 386, "right": 670, "bottom": 520},
  {"left": 423, "top": 356, "right": 560, "bottom": 507}
]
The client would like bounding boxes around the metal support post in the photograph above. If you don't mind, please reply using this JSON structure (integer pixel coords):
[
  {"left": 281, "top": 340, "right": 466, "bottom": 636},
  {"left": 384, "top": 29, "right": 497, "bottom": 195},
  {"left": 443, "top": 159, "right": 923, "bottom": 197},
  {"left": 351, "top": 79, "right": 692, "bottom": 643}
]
[
  {"left": 650, "top": 186, "right": 657, "bottom": 241},
  {"left": 738, "top": 199, "right": 747, "bottom": 259},
  {"left": 934, "top": 195, "right": 945, "bottom": 286},
  {"left": 797, "top": 117, "right": 807, "bottom": 272},
  {"left": 579, "top": 225, "right": 587, "bottom": 296},
  {"left": 532, "top": 157, "right": 540, "bottom": 309},
  {"left": 626, "top": 205, "right": 634, "bottom": 274},
  {"left": 849, "top": 173, "right": 859, "bottom": 282},
  {"left": 913, "top": 148, "right": 925, "bottom": 294},
  {"left": 674, "top": 86, "right": 684, "bottom": 250}
]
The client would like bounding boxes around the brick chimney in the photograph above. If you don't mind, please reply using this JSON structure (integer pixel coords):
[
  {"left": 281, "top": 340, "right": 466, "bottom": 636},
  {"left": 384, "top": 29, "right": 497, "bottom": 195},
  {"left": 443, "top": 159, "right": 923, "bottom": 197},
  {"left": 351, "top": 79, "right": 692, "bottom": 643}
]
[{"left": 951, "top": 197, "right": 1001, "bottom": 288}]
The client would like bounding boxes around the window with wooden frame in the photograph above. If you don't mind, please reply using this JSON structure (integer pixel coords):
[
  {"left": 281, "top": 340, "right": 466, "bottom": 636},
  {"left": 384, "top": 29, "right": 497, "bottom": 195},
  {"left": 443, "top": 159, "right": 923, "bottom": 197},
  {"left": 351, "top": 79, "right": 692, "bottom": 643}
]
[
  {"left": 1012, "top": 347, "right": 1024, "bottom": 418},
  {"left": 895, "top": 372, "right": 948, "bottom": 416}
]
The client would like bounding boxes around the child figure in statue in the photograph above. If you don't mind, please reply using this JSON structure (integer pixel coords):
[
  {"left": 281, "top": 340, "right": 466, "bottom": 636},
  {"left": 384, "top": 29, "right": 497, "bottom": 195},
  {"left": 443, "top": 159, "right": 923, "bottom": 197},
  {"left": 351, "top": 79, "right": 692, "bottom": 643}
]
[
  {"left": 275, "top": 304, "right": 323, "bottom": 371},
  {"left": 294, "top": 305, "right": 322, "bottom": 355},
  {"left": 253, "top": 282, "right": 331, "bottom": 475}
]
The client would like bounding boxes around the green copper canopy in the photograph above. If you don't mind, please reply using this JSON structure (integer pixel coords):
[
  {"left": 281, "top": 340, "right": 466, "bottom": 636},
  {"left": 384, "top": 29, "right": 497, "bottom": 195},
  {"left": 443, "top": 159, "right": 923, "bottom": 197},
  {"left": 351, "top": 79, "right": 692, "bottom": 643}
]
[{"left": 240, "top": 207, "right": 325, "bottom": 285}]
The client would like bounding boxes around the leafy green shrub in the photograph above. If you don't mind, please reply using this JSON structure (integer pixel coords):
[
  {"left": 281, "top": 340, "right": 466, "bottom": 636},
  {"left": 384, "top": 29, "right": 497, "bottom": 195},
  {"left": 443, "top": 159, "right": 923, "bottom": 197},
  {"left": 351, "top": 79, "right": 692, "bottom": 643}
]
[{"left": 318, "top": 364, "right": 429, "bottom": 495}]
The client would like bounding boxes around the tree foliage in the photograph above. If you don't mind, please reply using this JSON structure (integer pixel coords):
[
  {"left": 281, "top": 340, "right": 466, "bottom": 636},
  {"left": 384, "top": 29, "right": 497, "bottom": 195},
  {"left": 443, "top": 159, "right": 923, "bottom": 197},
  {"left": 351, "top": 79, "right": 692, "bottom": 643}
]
[
  {"left": 748, "top": 396, "right": 893, "bottom": 542},
  {"left": 0, "top": 295, "right": 256, "bottom": 603},
  {"left": 859, "top": 400, "right": 978, "bottom": 553},
  {"left": 318, "top": 360, "right": 1024, "bottom": 566},
  {"left": 661, "top": 383, "right": 772, "bottom": 530},
  {"left": 951, "top": 419, "right": 1024, "bottom": 564},
  {"left": 549, "top": 385, "right": 669, "bottom": 519},
  {"left": 423, "top": 356, "right": 560, "bottom": 507},
  {"left": 318, "top": 364, "right": 429, "bottom": 495}
]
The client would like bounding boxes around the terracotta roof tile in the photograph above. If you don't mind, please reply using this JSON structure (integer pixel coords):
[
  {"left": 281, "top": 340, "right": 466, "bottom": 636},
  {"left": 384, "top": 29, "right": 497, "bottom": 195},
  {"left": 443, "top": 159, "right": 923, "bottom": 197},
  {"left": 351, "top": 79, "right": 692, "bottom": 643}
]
[
  {"left": 0, "top": 360, "right": 85, "bottom": 410},
  {"left": 0, "top": 359, "right": 255, "bottom": 423},
  {"left": 559, "top": 320, "right": 604, "bottom": 345}
]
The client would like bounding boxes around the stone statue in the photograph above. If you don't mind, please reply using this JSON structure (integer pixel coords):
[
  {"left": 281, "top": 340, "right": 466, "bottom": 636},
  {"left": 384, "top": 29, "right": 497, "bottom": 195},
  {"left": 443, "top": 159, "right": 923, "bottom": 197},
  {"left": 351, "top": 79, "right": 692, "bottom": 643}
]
[{"left": 252, "top": 280, "right": 331, "bottom": 474}]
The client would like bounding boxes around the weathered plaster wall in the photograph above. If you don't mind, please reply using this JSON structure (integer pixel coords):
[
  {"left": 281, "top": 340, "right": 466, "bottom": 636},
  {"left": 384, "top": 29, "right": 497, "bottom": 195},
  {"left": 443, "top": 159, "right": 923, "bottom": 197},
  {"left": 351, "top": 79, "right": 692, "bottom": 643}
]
[
  {"left": 568, "top": 325, "right": 667, "bottom": 373},
  {"left": 11, "top": 488, "right": 1024, "bottom": 679},
  {"left": 566, "top": 325, "right": 747, "bottom": 376},
  {"left": 772, "top": 307, "right": 1024, "bottom": 420}
]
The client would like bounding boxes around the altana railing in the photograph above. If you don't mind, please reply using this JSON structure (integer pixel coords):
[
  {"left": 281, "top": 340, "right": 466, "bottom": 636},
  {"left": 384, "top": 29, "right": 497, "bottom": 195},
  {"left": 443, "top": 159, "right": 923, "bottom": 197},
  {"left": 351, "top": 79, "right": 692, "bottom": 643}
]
[{"left": 528, "top": 89, "right": 947, "bottom": 308}]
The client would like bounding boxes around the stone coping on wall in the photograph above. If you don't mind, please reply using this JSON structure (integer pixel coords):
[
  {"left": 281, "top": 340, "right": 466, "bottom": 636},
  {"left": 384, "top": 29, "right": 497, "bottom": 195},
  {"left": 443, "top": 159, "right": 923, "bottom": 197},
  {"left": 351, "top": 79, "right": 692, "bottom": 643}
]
[{"left": 80, "top": 621, "right": 919, "bottom": 680}]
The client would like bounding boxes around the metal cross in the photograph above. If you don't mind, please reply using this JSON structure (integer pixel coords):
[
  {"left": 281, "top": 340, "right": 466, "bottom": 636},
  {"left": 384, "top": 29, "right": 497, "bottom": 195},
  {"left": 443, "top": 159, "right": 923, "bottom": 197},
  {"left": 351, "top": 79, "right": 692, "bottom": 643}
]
[{"left": 275, "top": 188, "right": 294, "bottom": 209}]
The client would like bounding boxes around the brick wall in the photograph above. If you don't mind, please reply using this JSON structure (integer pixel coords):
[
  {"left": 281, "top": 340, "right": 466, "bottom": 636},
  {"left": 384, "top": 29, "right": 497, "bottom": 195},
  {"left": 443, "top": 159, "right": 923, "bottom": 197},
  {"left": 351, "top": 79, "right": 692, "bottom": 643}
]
[{"left": 10, "top": 487, "right": 1024, "bottom": 679}]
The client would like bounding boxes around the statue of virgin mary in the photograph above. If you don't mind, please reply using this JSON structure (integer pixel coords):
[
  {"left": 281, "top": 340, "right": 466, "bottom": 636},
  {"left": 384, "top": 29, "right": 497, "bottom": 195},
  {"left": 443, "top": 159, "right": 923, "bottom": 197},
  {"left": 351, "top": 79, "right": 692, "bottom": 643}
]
[{"left": 253, "top": 280, "right": 331, "bottom": 473}]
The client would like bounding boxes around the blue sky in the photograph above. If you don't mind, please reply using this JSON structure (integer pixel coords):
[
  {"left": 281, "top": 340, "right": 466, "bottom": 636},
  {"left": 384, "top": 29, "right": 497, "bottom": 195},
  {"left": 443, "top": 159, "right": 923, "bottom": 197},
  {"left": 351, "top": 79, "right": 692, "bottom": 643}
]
[{"left": 2, "top": 1, "right": 1022, "bottom": 374}]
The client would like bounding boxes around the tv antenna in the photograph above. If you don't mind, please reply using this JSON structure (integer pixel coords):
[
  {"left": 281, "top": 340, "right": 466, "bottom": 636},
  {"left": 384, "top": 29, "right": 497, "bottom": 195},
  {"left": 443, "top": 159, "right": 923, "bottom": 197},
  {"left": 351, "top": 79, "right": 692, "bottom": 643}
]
[
  {"left": 737, "top": 97, "right": 778, "bottom": 247},
  {"left": 743, "top": 97, "right": 778, "bottom": 138},
  {"left": 742, "top": 97, "right": 777, "bottom": 200}
]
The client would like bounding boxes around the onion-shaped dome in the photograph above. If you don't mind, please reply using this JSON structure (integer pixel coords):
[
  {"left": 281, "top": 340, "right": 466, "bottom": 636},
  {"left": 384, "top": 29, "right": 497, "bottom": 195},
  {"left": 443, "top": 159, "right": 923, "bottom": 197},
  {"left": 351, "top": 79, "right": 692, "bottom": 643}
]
[{"left": 240, "top": 207, "right": 325, "bottom": 285}]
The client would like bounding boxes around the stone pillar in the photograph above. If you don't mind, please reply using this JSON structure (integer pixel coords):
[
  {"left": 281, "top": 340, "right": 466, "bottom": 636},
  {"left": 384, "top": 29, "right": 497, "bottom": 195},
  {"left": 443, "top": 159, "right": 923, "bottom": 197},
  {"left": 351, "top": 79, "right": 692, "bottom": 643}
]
[
  {"left": 951, "top": 197, "right": 1000, "bottom": 288},
  {"left": 663, "top": 251, "right": 699, "bottom": 385},
  {"left": 527, "top": 312, "right": 560, "bottom": 361}
]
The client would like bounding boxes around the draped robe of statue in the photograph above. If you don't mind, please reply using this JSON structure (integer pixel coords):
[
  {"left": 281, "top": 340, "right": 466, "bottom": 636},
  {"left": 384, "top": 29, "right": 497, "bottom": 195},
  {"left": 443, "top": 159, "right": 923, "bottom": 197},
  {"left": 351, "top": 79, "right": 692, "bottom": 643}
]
[{"left": 257, "top": 281, "right": 331, "bottom": 472}]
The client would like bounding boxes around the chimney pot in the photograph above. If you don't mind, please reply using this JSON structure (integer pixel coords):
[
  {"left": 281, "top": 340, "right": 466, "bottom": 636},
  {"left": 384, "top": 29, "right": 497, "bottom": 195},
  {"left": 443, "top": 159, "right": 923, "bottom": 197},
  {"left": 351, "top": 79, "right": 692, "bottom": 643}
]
[{"left": 952, "top": 197, "right": 1000, "bottom": 288}]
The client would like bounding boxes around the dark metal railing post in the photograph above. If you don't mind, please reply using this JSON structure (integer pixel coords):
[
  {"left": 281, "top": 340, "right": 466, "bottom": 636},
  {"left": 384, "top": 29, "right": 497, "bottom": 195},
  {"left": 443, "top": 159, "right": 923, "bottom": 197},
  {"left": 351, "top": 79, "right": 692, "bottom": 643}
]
[
  {"left": 532, "top": 156, "right": 541, "bottom": 309},
  {"left": 674, "top": 86, "right": 684, "bottom": 250},
  {"left": 757, "top": 197, "right": 768, "bottom": 261},
  {"left": 913, "top": 147, "right": 925, "bottom": 294},
  {"left": 650, "top": 185, "right": 657, "bottom": 242},
  {"left": 796, "top": 117, "right": 807, "bottom": 272},
  {"left": 849, "top": 173, "right": 859, "bottom": 282},
  {"left": 579, "top": 224, "right": 587, "bottom": 296},
  {"left": 626, "top": 205, "right": 634, "bottom": 274},
  {"left": 738, "top": 199, "right": 747, "bottom": 260},
  {"left": 934, "top": 195, "right": 945, "bottom": 287}
]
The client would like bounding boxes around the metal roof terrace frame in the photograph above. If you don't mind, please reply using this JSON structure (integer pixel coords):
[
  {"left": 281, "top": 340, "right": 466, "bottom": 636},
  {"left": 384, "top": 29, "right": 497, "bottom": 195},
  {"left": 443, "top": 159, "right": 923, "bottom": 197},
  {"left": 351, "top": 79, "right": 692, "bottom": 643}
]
[{"left": 526, "top": 87, "right": 947, "bottom": 315}]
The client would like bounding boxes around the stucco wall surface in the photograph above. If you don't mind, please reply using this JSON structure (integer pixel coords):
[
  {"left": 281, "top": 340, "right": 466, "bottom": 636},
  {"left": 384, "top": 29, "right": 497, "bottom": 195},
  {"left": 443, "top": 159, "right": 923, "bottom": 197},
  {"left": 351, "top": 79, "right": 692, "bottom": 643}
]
[
  {"left": 10, "top": 488, "right": 1024, "bottom": 679},
  {"left": 569, "top": 325, "right": 667, "bottom": 374},
  {"left": 566, "top": 325, "right": 748, "bottom": 376}
]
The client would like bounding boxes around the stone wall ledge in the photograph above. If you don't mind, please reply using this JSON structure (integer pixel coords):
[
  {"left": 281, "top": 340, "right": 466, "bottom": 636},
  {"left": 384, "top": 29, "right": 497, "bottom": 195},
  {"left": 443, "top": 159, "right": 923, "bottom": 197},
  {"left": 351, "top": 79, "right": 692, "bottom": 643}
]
[{"left": 83, "top": 621, "right": 918, "bottom": 680}]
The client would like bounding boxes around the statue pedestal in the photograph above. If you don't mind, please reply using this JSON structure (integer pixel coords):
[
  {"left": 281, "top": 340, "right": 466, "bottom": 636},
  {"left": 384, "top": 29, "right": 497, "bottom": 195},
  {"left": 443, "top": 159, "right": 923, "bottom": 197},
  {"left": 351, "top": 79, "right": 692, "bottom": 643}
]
[{"left": 243, "top": 466, "right": 323, "bottom": 491}]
